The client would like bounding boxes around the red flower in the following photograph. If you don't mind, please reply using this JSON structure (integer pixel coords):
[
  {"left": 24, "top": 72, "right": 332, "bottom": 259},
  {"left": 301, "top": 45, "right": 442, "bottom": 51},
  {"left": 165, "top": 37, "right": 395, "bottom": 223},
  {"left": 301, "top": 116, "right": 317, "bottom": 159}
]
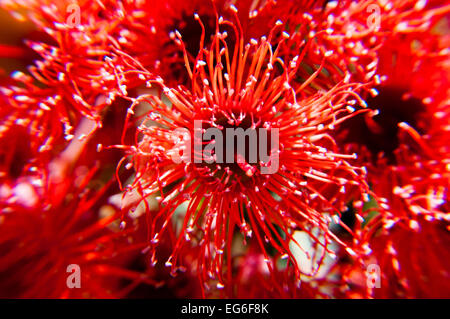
[
  {"left": 1, "top": 0, "right": 148, "bottom": 138},
  {"left": 0, "top": 147, "right": 164, "bottom": 298},
  {"left": 324, "top": 0, "right": 449, "bottom": 162},
  {"left": 0, "top": 104, "right": 164, "bottom": 298},
  {"left": 119, "top": 0, "right": 277, "bottom": 85},
  {"left": 228, "top": 237, "right": 349, "bottom": 298},
  {"left": 120, "top": 10, "right": 370, "bottom": 293},
  {"left": 324, "top": 1, "right": 450, "bottom": 298},
  {"left": 365, "top": 215, "right": 450, "bottom": 298},
  {"left": 337, "top": 143, "right": 449, "bottom": 298}
]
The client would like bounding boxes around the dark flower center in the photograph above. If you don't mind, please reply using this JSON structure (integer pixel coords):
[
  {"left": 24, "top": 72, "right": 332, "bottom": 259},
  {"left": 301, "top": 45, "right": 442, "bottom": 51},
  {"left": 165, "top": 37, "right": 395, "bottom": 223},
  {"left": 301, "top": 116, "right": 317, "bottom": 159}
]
[
  {"left": 338, "top": 87, "right": 428, "bottom": 163},
  {"left": 164, "top": 12, "right": 216, "bottom": 82},
  {"left": 196, "top": 112, "right": 275, "bottom": 183}
]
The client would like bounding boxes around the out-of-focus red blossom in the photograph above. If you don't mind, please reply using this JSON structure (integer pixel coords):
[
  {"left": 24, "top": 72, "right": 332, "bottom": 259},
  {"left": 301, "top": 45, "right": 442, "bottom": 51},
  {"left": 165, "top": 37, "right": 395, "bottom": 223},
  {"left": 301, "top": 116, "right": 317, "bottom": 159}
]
[
  {"left": 119, "top": 8, "right": 372, "bottom": 294},
  {"left": 339, "top": 155, "right": 449, "bottom": 298},
  {"left": 258, "top": 0, "right": 449, "bottom": 97},
  {"left": 334, "top": 148, "right": 449, "bottom": 298},
  {"left": 0, "top": 168, "right": 159, "bottom": 298},
  {"left": 322, "top": 0, "right": 450, "bottom": 299},
  {"left": 330, "top": 2, "right": 449, "bottom": 214},
  {"left": 122, "top": 224, "right": 203, "bottom": 298},
  {"left": 228, "top": 241, "right": 337, "bottom": 298},
  {"left": 335, "top": 137, "right": 450, "bottom": 298},
  {"left": 126, "top": 0, "right": 231, "bottom": 85},
  {"left": 1, "top": 75, "right": 73, "bottom": 158},
  {"left": 0, "top": 0, "right": 147, "bottom": 137},
  {"left": 0, "top": 119, "right": 169, "bottom": 298},
  {"left": 0, "top": 83, "right": 60, "bottom": 184},
  {"left": 311, "top": 0, "right": 449, "bottom": 83},
  {"left": 104, "top": 0, "right": 281, "bottom": 86},
  {"left": 334, "top": 0, "right": 449, "bottom": 162},
  {"left": 364, "top": 216, "right": 450, "bottom": 298}
]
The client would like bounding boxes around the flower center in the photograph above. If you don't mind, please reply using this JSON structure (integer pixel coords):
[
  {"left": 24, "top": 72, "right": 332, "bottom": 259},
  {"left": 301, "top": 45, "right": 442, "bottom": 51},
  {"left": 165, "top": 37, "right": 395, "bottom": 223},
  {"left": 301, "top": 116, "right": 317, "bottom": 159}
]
[
  {"left": 338, "top": 87, "right": 428, "bottom": 163},
  {"left": 194, "top": 111, "right": 278, "bottom": 187}
]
